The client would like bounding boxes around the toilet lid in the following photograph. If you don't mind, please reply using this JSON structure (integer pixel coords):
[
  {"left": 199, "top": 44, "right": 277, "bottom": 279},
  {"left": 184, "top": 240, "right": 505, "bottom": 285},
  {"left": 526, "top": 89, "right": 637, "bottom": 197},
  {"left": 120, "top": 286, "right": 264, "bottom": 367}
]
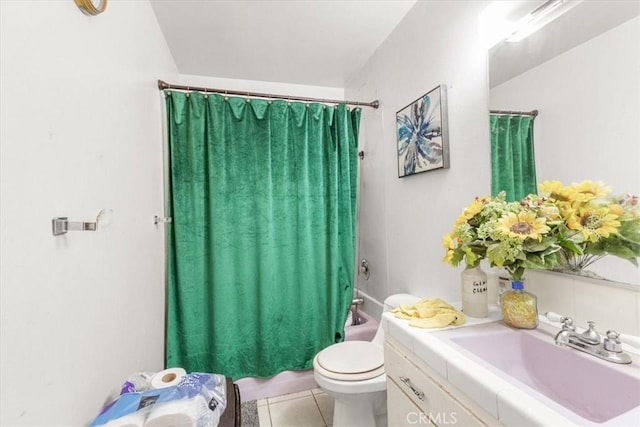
[{"left": 316, "top": 341, "right": 384, "bottom": 374}]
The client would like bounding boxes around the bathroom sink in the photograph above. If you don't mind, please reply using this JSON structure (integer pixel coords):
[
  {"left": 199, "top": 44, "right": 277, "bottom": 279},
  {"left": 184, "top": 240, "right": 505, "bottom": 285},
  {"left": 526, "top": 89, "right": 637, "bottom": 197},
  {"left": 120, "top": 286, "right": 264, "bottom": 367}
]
[{"left": 446, "top": 324, "right": 640, "bottom": 423}]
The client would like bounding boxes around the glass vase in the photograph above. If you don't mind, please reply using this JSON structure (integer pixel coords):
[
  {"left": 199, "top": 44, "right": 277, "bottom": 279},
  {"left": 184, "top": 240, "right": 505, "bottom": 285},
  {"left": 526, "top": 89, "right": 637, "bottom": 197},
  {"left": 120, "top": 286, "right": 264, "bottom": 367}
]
[
  {"left": 461, "top": 265, "right": 488, "bottom": 318},
  {"left": 501, "top": 279, "right": 538, "bottom": 329}
]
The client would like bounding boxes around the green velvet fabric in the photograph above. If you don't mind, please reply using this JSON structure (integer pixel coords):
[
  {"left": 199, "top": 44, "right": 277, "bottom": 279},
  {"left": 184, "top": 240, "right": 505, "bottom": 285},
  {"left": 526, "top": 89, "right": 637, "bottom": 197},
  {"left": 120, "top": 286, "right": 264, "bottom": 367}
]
[
  {"left": 490, "top": 114, "right": 537, "bottom": 201},
  {"left": 164, "top": 91, "right": 360, "bottom": 380}
]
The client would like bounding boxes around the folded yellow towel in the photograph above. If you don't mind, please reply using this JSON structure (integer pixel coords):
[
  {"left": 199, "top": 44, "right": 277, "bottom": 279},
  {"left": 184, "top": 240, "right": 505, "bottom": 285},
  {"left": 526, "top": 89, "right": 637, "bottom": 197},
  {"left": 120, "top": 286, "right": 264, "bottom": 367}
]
[{"left": 392, "top": 298, "right": 465, "bottom": 328}]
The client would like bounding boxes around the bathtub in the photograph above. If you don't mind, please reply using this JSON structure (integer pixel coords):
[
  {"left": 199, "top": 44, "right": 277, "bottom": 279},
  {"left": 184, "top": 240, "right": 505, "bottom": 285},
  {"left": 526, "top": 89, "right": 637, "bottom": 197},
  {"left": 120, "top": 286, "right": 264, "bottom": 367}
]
[
  {"left": 344, "top": 308, "right": 379, "bottom": 342},
  {"left": 236, "top": 308, "right": 380, "bottom": 402}
]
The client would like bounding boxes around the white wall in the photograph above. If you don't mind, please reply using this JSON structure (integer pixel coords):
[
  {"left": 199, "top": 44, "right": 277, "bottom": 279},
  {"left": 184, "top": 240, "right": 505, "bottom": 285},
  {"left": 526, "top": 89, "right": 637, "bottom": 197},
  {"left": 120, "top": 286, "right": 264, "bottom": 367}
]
[
  {"left": 178, "top": 74, "right": 345, "bottom": 100},
  {"left": 0, "top": 1, "right": 177, "bottom": 425},
  {"left": 490, "top": 17, "right": 640, "bottom": 286},
  {"left": 346, "top": 1, "right": 492, "bottom": 319},
  {"left": 526, "top": 270, "right": 640, "bottom": 336}
]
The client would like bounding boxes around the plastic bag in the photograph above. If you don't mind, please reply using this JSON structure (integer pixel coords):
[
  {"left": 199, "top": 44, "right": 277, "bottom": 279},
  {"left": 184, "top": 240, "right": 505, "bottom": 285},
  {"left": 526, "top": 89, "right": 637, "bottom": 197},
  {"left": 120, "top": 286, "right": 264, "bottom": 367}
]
[
  {"left": 120, "top": 371, "right": 155, "bottom": 395},
  {"left": 91, "top": 372, "right": 227, "bottom": 427}
]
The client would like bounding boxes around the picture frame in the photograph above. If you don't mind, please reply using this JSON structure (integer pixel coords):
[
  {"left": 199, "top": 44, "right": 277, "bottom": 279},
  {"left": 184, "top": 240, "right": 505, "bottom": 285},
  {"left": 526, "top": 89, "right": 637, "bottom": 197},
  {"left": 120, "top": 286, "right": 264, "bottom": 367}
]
[{"left": 396, "top": 84, "right": 449, "bottom": 178}]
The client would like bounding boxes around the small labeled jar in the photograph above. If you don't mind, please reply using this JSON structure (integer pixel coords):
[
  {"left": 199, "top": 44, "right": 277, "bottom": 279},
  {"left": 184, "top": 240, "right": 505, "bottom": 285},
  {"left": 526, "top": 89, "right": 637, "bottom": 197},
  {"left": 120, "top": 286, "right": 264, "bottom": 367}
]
[{"left": 461, "top": 265, "right": 488, "bottom": 318}]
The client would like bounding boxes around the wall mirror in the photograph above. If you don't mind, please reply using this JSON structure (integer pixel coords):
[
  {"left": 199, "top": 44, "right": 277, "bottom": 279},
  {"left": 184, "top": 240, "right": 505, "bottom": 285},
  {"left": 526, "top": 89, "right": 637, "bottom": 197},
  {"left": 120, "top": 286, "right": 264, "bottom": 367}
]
[{"left": 488, "top": 0, "right": 640, "bottom": 286}]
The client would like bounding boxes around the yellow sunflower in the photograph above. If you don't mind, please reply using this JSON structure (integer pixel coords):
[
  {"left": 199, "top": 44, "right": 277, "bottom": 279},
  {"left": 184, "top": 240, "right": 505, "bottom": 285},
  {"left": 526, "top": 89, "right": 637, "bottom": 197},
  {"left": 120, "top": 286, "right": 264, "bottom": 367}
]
[
  {"left": 442, "top": 233, "right": 456, "bottom": 264},
  {"left": 565, "top": 180, "right": 610, "bottom": 204},
  {"left": 442, "top": 233, "right": 456, "bottom": 250},
  {"left": 454, "top": 196, "right": 489, "bottom": 227},
  {"left": 468, "top": 196, "right": 489, "bottom": 215},
  {"left": 539, "top": 180, "right": 564, "bottom": 196},
  {"left": 454, "top": 213, "right": 467, "bottom": 227},
  {"left": 557, "top": 204, "right": 576, "bottom": 223},
  {"left": 539, "top": 180, "right": 572, "bottom": 202},
  {"left": 443, "top": 250, "right": 454, "bottom": 264},
  {"left": 538, "top": 204, "right": 560, "bottom": 220},
  {"left": 566, "top": 206, "right": 621, "bottom": 242},
  {"left": 608, "top": 203, "right": 624, "bottom": 216},
  {"left": 498, "top": 211, "right": 550, "bottom": 241}
]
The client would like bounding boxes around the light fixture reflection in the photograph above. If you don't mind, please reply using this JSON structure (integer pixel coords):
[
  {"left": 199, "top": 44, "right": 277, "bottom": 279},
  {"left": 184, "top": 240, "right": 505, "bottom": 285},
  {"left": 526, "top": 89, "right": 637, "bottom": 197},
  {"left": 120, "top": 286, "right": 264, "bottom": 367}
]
[{"left": 479, "top": 0, "right": 584, "bottom": 49}]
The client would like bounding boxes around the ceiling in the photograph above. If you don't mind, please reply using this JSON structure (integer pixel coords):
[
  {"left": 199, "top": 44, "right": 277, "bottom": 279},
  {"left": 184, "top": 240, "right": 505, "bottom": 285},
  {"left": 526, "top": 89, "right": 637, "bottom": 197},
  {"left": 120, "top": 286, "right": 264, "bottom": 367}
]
[{"left": 151, "top": 0, "right": 417, "bottom": 88}]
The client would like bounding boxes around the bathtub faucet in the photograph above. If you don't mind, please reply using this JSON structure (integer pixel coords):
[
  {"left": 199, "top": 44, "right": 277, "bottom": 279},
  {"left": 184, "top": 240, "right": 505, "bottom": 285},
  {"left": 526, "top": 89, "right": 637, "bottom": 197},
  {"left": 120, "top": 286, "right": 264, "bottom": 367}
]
[{"left": 350, "top": 297, "right": 365, "bottom": 326}]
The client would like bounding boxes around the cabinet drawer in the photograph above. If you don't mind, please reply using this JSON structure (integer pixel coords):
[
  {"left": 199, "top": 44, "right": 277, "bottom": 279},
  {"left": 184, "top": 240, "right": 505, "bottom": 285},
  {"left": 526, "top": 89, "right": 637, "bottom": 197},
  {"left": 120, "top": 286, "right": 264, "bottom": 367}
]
[
  {"left": 388, "top": 378, "right": 435, "bottom": 427},
  {"left": 385, "top": 340, "right": 486, "bottom": 427}
]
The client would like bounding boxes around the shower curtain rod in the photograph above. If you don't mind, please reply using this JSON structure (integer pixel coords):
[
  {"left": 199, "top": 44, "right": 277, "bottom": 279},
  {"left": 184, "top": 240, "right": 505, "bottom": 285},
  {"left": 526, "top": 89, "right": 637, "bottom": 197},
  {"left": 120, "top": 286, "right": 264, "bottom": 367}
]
[
  {"left": 157, "top": 80, "right": 380, "bottom": 109},
  {"left": 490, "top": 109, "right": 539, "bottom": 117}
]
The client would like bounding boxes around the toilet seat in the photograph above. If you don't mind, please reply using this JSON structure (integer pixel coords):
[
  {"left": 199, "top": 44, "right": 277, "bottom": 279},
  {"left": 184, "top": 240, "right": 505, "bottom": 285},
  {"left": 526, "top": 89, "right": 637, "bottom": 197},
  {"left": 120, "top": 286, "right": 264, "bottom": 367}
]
[
  {"left": 312, "top": 295, "right": 421, "bottom": 427},
  {"left": 315, "top": 341, "right": 385, "bottom": 381}
]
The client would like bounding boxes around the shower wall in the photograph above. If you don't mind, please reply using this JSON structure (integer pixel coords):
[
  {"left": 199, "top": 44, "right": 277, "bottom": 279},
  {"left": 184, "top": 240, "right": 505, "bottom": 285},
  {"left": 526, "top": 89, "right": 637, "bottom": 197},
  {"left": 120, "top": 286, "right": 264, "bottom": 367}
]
[{"left": 346, "top": 0, "right": 492, "bottom": 317}]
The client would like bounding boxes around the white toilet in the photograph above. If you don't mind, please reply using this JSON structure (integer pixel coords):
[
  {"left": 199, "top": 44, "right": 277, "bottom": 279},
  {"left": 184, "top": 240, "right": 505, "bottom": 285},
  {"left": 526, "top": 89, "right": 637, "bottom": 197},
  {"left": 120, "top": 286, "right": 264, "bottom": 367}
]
[{"left": 313, "top": 294, "right": 419, "bottom": 427}]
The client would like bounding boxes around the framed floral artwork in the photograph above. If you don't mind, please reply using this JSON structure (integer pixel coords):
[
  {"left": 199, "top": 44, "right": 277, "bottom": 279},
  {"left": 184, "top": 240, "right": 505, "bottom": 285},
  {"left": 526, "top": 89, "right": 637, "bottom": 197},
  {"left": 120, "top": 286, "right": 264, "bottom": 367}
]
[{"left": 396, "top": 84, "right": 449, "bottom": 177}]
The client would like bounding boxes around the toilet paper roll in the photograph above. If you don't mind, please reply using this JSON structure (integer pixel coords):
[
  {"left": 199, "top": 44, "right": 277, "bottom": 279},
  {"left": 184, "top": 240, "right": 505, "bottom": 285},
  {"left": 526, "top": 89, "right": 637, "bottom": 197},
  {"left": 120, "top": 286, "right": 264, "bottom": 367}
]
[
  {"left": 144, "top": 396, "right": 209, "bottom": 427},
  {"left": 150, "top": 368, "right": 187, "bottom": 390},
  {"left": 104, "top": 411, "right": 147, "bottom": 427}
]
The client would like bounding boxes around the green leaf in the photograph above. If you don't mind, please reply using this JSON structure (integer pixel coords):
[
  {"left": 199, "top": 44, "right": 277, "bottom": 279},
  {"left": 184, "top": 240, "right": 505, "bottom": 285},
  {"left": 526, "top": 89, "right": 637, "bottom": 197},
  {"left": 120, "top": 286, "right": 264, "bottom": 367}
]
[
  {"left": 450, "top": 250, "right": 464, "bottom": 267},
  {"left": 539, "top": 246, "right": 563, "bottom": 268},
  {"left": 523, "top": 238, "right": 554, "bottom": 252},
  {"left": 464, "top": 247, "right": 478, "bottom": 267},
  {"left": 558, "top": 238, "right": 583, "bottom": 255},
  {"left": 565, "top": 231, "right": 587, "bottom": 245},
  {"left": 587, "top": 235, "right": 640, "bottom": 260},
  {"left": 617, "top": 220, "right": 640, "bottom": 245},
  {"left": 602, "top": 243, "right": 639, "bottom": 260},
  {"left": 522, "top": 255, "right": 546, "bottom": 269},
  {"left": 486, "top": 244, "right": 507, "bottom": 267}
]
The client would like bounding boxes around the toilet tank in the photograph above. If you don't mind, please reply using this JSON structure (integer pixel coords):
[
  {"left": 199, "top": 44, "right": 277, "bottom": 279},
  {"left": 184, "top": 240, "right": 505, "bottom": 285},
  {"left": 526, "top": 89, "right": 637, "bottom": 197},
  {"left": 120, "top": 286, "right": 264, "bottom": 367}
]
[
  {"left": 371, "top": 294, "right": 421, "bottom": 347},
  {"left": 382, "top": 294, "right": 421, "bottom": 312}
]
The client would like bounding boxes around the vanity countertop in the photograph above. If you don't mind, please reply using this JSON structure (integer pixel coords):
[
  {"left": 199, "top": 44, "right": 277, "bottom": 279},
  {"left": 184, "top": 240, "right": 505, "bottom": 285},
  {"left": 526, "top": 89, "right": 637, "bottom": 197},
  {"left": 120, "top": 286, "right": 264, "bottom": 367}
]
[{"left": 382, "top": 306, "right": 640, "bottom": 427}]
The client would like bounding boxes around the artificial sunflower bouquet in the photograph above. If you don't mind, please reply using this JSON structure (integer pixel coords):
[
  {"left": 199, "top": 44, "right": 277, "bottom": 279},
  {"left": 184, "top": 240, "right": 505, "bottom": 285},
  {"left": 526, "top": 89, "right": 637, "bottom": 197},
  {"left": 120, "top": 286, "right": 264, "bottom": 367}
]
[
  {"left": 538, "top": 180, "right": 640, "bottom": 273},
  {"left": 443, "top": 180, "right": 640, "bottom": 280},
  {"left": 443, "top": 191, "right": 560, "bottom": 281}
]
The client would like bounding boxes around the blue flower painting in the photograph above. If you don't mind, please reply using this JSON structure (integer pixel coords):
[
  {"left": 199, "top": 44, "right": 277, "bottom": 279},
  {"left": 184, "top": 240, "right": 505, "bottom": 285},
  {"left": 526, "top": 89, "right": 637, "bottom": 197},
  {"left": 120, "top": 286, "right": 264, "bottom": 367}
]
[{"left": 396, "top": 85, "right": 449, "bottom": 177}]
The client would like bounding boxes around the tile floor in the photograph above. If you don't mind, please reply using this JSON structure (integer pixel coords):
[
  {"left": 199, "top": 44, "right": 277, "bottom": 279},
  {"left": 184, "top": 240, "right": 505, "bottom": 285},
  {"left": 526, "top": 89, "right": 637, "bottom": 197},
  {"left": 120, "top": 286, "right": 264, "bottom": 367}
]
[{"left": 257, "top": 388, "right": 334, "bottom": 427}]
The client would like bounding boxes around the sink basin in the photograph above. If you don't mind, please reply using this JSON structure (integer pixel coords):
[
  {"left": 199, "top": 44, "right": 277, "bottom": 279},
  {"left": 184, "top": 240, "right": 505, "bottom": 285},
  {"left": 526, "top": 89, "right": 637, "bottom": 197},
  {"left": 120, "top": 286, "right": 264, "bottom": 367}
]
[{"left": 447, "top": 324, "right": 640, "bottom": 423}]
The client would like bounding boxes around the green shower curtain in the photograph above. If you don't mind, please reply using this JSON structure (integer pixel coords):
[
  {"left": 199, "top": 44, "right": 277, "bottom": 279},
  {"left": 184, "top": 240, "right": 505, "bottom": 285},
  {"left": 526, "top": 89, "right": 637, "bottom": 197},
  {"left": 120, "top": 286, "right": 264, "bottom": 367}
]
[
  {"left": 490, "top": 114, "right": 537, "bottom": 201},
  {"left": 164, "top": 91, "right": 360, "bottom": 380}
]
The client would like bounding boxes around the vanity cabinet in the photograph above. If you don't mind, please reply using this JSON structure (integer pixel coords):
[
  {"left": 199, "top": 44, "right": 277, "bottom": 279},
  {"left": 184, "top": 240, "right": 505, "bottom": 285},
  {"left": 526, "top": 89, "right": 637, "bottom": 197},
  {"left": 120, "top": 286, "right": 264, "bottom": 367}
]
[
  {"left": 385, "top": 337, "right": 501, "bottom": 427},
  {"left": 387, "top": 379, "right": 434, "bottom": 426}
]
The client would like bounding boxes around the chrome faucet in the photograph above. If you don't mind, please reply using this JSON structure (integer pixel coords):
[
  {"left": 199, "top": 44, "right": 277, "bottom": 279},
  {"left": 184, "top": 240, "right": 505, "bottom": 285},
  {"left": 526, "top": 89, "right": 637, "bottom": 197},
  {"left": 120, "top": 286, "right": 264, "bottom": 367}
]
[{"left": 546, "top": 312, "right": 632, "bottom": 364}]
